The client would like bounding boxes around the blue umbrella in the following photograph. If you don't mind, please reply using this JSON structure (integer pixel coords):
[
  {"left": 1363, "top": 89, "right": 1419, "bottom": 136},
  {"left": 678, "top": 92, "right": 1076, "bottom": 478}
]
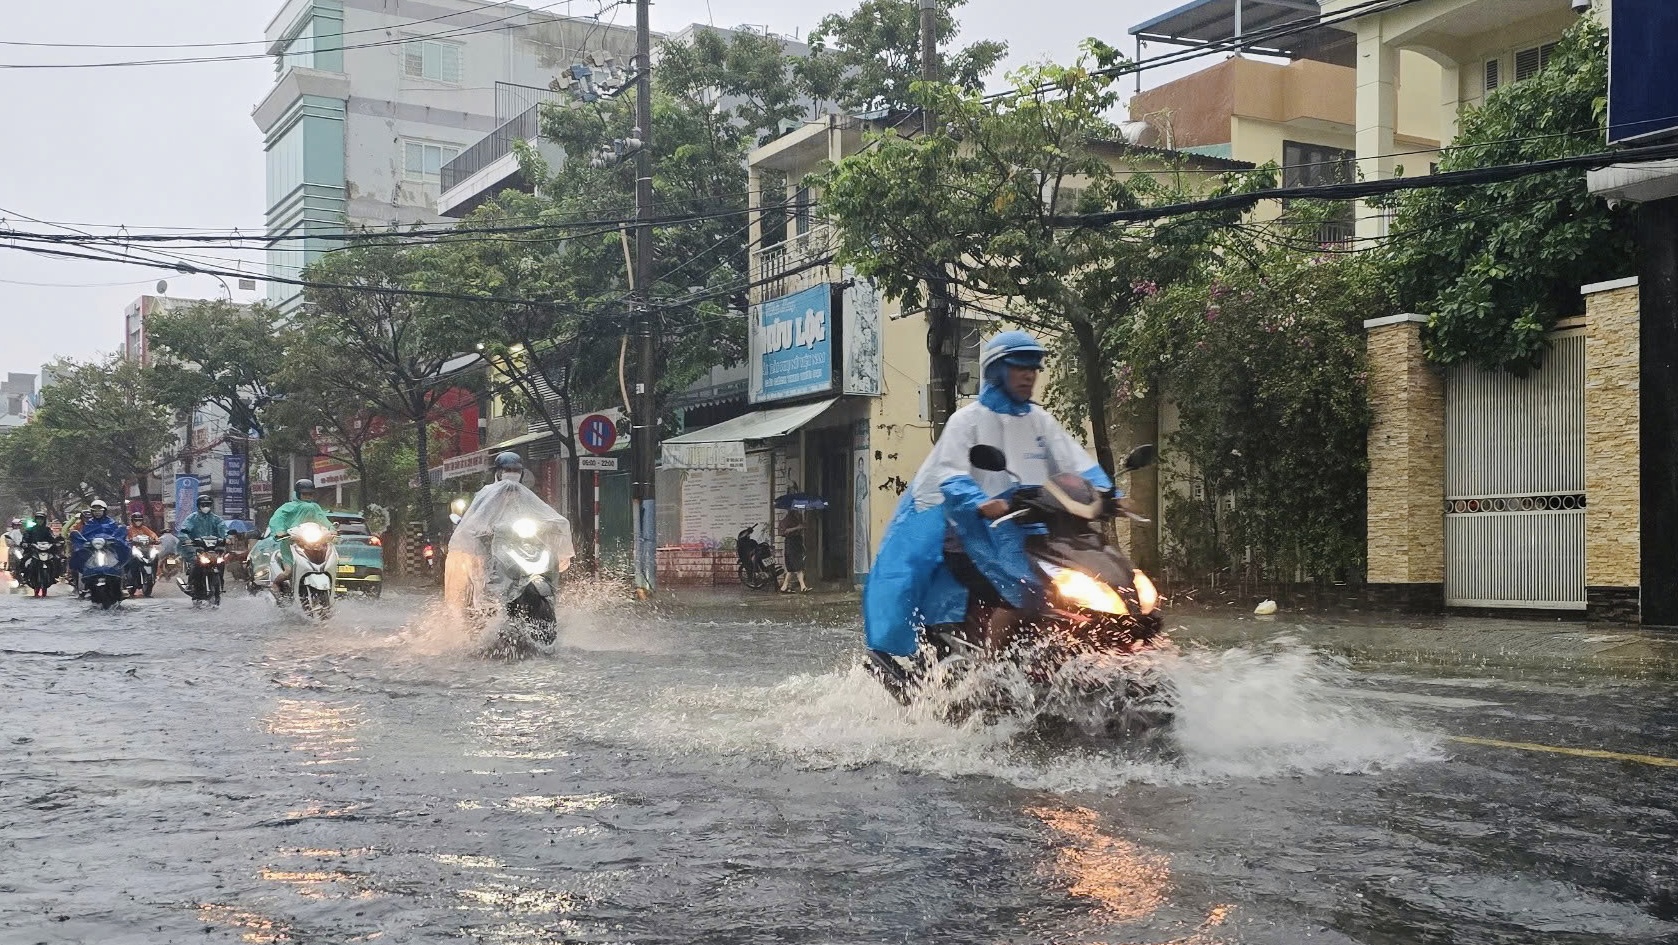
[
  {"left": 226, "top": 520, "right": 254, "bottom": 534},
  {"left": 774, "top": 493, "right": 829, "bottom": 511}
]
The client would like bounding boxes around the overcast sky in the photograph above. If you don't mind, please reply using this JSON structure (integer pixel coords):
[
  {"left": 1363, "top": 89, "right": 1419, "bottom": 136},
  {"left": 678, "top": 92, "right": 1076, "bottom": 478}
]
[{"left": 0, "top": 0, "right": 1201, "bottom": 378}]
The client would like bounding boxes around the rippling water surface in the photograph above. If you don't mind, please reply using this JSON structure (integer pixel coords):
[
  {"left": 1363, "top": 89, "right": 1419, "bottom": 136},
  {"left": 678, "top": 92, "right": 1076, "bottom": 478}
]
[{"left": 2, "top": 585, "right": 1674, "bottom": 943}]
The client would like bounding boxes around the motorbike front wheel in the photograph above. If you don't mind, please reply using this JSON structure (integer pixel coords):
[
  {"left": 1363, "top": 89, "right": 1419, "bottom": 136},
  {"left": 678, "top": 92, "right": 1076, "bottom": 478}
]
[{"left": 299, "top": 585, "right": 332, "bottom": 620}]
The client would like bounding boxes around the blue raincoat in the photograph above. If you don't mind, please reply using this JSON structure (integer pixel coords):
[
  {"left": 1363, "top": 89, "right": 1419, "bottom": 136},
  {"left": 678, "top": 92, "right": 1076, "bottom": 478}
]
[
  {"left": 862, "top": 383, "right": 1114, "bottom": 656},
  {"left": 70, "top": 516, "right": 130, "bottom": 575}
]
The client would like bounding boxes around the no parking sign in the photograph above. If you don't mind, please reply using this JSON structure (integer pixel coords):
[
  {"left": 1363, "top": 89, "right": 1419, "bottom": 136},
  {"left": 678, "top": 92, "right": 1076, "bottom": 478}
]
[{"left": 578, "top": 414, "right": 618, "bottom": 456}]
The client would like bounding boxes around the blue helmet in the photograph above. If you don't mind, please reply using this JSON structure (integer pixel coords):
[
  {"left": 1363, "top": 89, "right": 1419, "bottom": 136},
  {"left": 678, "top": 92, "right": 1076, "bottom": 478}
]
[
  {"left": 495, "top": 451, "right": 524, "bottom": 472},
  {"left": 979, "top": 330, "right": 1048, "bottom": 389}
]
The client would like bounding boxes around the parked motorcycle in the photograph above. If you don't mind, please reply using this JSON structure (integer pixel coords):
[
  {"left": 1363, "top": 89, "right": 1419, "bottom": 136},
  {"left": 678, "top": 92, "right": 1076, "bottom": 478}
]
[
  {"left": 21, "top": 541, "right": 60, "bottom": 597},
  {"left": 180, "top": 535, "right": 228, "bottom": 607},
  {"left": 81, "top": 537, "right": 128, "bottom": 609},
  {"left": 866, "top": 444, "right": 1173, "bottom": 736},
  {"left": 735, "top": 524, "right": 782, "bottom": 590},
  {"left": 270, "top": 522, "right": 338, "bottom": 620},
  {"left": 125, "top": 534, "right": 160, "bottom": 598}
]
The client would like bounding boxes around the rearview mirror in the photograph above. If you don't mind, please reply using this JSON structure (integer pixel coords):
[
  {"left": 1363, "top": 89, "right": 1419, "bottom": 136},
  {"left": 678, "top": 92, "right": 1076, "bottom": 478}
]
[
  {"left": 1122, "top": 444, "right": 1157, "bottom": 472},
  {"left": 969, "top": 445, "right": 1008, "bottom": 472}
]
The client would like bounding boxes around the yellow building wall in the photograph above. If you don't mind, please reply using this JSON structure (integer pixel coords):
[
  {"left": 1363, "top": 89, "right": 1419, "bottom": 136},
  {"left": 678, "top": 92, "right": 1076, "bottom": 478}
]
[{"left": 866, "top": 306, "right": 937, "bottom": 556}]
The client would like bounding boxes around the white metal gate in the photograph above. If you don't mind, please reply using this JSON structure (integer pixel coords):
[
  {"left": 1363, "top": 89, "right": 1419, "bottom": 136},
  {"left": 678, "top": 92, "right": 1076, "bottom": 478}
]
[{"left": 1443, "top": 329, "right": 1586, "bottom": 609}]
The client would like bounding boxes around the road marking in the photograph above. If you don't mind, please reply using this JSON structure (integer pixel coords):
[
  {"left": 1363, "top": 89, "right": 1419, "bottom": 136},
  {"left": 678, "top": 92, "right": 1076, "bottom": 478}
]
[{"left": 1450, "top": 735, "right": 1678, "bottom": 768}]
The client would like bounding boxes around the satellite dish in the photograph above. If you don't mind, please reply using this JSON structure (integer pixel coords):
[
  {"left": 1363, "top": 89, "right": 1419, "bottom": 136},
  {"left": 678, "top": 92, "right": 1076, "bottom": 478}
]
[{"left": 156, "top": 280, "right": 168, "bottom": 295}]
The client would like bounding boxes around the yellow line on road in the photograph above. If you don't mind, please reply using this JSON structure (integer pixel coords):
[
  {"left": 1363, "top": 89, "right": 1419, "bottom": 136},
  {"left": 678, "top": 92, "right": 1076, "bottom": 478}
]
[{"left": 1450, "top": 735, "right": 1678, "bottom": 768}]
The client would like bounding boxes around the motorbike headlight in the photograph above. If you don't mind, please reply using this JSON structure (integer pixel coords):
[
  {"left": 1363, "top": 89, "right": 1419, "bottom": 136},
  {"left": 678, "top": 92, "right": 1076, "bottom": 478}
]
[
  {"left": 512, "top": 518, "right": 538, "bottom": 540},
  {"left": 296, "top": 523, "right": 325, "bottom": 545},
  {"left": 516, "top": 548, "right": 552, "bottom": 575},
  {"left": 1046, "top": 565, "right": 1127, "bottom": 615},
  {"left": 1133, "top": 569, "right": 1159, "bottom": 615},
  {"left": 198, "top": 555, "right": 212, "bottom": 565}
]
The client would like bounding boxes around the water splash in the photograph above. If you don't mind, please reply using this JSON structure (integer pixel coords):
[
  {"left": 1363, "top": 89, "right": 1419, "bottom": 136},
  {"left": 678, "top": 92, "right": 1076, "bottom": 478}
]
[{"left": 616, "top": 635, "right": 1441, "bottom": 792}]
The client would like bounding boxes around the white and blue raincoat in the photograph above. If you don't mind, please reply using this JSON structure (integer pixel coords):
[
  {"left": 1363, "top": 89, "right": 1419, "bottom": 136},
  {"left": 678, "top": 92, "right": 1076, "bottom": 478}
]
[{"left": 862, "top": 384, "right": 1114, "bottom": 656}]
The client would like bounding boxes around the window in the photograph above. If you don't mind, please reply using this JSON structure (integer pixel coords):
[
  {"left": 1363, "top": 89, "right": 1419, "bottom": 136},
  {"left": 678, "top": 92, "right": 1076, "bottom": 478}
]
[
  {"left": 1513, "top": 42, "right": 1558, "bottom": 83},
  {"left": 403, "top": 141, "right": 460, "bottom": 183},
  {"left": 1282, "top": 141, "right": 1354, "bottom": 189},
  {"left": 793, "top": 186, "right": 812, "bottom": 236},
  {"left": 1483, "top": 58, "right": 1501, "bottom": 93},
  {"left": 402, "top": 39, "right": 463, "bottom": 83}
]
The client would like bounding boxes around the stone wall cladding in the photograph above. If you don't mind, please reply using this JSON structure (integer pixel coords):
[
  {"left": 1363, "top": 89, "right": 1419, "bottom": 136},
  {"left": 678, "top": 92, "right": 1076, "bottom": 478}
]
[
  {"left": 1365, "top": 319, "right": 1446, "bottom": 584},
  {"left": 1584, "top": 284, "right": 1641, "bottom": 591}
]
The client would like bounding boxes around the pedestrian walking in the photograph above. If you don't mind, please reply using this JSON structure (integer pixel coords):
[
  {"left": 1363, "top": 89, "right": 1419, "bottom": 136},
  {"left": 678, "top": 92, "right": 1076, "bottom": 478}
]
[{"left": 778, "top": 510, "right": 809, "bottom": 593}]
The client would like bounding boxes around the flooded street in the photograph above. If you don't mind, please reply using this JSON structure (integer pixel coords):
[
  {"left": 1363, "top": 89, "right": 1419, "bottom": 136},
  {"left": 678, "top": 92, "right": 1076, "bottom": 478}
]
[{"left": 3, "top": 586, "right": 1676, "bottom": 944}]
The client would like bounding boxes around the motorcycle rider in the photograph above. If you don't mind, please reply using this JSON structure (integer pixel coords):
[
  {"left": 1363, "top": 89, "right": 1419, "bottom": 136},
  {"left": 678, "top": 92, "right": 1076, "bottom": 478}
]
[
  {"left": 445, "top": 451, "right": 574, "bottom": 617},
  {"left": 178, "top": 494, "right": 229, "bottom": 591},
  {"left": 21, "top": 512, "right": 60, "bottom": 596},
  {"left": 124, "top": 511, "right": 160, "bottom": 593},
  {"left": 63, "top": 510, "right": 91, "bottom": 587},
  {"left": 863, "top": 330, "right": 1123, "bottom": 656},
  {"left": 70, "top": 500, "right": 130, "bottom": 595},
  {"left": 264, "top": 479, "right": 334, "bottom": 599},
  {"left": 3, "top": 518, "right": 22, "bottom": 591}
]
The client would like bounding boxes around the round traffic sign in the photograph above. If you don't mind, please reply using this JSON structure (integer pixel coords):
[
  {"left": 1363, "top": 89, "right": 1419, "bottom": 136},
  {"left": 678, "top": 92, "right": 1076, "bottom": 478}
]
[{"left": 579, "top": 413, "right": 618, "bottom": 456}]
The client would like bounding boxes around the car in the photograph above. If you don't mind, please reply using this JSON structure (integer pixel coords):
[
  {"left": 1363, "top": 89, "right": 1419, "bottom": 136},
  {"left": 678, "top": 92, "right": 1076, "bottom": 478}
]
[{"left": 247, "top": 510, "right": 385, "bottom": 598}]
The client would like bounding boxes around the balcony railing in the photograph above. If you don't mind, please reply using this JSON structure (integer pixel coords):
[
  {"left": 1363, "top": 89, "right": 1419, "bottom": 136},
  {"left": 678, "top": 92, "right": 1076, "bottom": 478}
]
[
  {"left": 441, "top": 104, "right": 542, "bottom": 194},
  {"left": 751, "top": 223, "right": 835, "bottom": 297}
]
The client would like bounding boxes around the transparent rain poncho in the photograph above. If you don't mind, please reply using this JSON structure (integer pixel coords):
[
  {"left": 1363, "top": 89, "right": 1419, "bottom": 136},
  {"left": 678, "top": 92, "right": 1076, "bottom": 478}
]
[{"left": 443, "top": 480, "right": 575, "bottom": 619}]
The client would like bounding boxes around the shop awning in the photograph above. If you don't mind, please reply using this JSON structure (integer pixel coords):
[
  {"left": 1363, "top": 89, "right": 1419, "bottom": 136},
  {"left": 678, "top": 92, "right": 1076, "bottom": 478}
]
[
  {"left": 661, "top": 398, "right": 838, "bottom": 471},
  {"left": 1129, "top": 0, "right": 1355, "bottom": 68}
]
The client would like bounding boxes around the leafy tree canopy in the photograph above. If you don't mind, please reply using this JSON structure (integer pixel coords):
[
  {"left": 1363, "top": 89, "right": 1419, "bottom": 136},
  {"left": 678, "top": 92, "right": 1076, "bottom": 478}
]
[
  {"left": 798, "top": 0, "right": 1006, "bottom": 112},
  {"left": 1381, "top": 18, "right": 1629, "bottom": 370}
]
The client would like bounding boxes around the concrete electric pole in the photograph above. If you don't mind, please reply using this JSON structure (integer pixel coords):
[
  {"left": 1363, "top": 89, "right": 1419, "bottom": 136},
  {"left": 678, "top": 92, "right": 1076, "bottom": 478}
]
[{"left": 631, "top": 0, "right": 658, "bottom": 596}]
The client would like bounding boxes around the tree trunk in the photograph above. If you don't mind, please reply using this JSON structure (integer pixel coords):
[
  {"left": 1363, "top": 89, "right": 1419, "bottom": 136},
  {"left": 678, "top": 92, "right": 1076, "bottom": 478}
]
[
  {"left": 1069, "top": 317, "right": 1116, "bottom": 476},
  {"left": 414, "top": 411, "right": 433, "bottom": 542}
]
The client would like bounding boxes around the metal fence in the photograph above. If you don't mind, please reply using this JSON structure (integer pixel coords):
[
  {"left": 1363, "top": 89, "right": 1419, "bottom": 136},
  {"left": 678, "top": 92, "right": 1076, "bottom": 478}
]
[
  {"left": 441, "top": 103, "right": 543, "bottom": 194},
  {"left": 1443, "top": 328, "right": 1586, "bottom": 609}
]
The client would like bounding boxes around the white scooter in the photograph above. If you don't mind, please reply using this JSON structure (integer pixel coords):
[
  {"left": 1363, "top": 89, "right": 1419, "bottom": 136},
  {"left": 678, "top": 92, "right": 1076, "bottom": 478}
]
[{"left": 269, "top": 522, "right": 338, "bottom": 620}]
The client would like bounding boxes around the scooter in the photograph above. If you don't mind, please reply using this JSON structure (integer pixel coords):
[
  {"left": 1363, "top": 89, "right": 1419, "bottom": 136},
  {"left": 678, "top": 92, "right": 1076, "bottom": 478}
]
[
  {"left": 180, "top": 535, "right": 227, "bottom": 607},
  {"left": 80, "top": 537, "right": 128, "bottom": 609},
  {"left": 484, "top": 517, "right": 564, "bottom": 645},
  {"left": 735, "top": 524, "right": 782, "bottom": 590},
  {"left": 867, "top": 444, "right": 1173, "bottom": 736},
  {"left": 125, "top": 535, "right": 160, "bottom": 598},
  {"left": 21, "top": 542, "right": 60, "bottom": 598},
  {"left": 270, "top": 523, "right": 338, "bottom": 620}
]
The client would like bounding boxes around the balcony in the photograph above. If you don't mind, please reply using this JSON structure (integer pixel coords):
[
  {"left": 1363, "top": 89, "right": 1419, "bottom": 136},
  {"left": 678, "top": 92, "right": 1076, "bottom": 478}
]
[
  {"left": 750, "top": 223, "right": 835, "bottom": 301},
  {"left": 438, "top": 99, "right": 564, "bottom": 218}
]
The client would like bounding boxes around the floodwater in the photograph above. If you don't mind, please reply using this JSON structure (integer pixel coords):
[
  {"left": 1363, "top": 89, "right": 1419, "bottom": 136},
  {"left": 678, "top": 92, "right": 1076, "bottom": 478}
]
[{"left": 2, "top": 582, "right": 1675, "bottom": 944}]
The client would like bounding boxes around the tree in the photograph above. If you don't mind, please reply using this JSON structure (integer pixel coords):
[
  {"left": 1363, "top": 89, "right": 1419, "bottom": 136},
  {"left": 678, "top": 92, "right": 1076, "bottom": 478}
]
[
  {"left": 0, "top": 357, "right": 176, "bottom": 511},
  {"left": 300, "top": 241, "right": 475, "bottom": 535},
  {"left": 823, "top": 43, "right": 1264, "bottom": 472},
  {"left": 145, "top": 300, "right": 307, "bottom": 516},
  {"left": 1380, "top": 18, "right": 1628, "bottom": 370},
  {"left": 798, "top": 0, "right": 1007, "bottom": 112},
  {"left": 1119, "top": 236, "right": 1391, "bottom": 584}
]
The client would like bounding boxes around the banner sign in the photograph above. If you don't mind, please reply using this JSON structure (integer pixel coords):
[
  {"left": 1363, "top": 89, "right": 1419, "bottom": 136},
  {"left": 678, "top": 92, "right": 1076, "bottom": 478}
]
[
  {"left": 442, "top": 450, "right": 488, "bottom": 480},
  {"left": 223, "top": 455, "right": 249, "bottom": 518},
  {"left": 174, "top": 475, "right": 201, "bottom": 520},
  {"left": 842, "top": 278, "right": 883, "bottom": 396},
  {"left": 750, "top": 283, "right": 835, "bottom": 403}
]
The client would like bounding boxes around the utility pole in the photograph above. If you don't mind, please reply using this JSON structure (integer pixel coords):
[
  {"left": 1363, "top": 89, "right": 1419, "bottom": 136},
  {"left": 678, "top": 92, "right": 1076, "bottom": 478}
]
[
  {"left": 919, "top": 0, "right": 958, "bottom": 434},
  {"left": 631, "top": 0, "right": 658, "bottom": 596}
]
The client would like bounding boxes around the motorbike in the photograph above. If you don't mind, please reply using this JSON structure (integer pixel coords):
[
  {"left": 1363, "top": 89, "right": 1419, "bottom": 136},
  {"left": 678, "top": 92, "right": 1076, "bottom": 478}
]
[
  {"left": 125, "top": 535, "right": 160, "bottom": 598},
  {"left": 735, "top": 524, "right": 782, "bottom": 590},
  {"left": 21, "top": 541, "right": 60, "bottom": 597},
  {"left": 80, "top": 536, "right": 128, "bottom": 609},
  {"left": 482, "top": 517, "right": 565, "bottom": 644},
  {"left": 270, "top": 522, "right": 338, "bottom": 620},
  {"left": 180, "top": 535, "right": 228, "bottom": 607},
  {"left": 866, "top": 444, "right": 1174, "bottom": 737}
]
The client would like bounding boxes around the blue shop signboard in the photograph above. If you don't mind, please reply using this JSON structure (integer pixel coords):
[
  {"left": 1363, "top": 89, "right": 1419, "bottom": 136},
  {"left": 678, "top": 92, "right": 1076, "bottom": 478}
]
[{"left": 750, "top": 283, "right": 837, "bottom": 403}]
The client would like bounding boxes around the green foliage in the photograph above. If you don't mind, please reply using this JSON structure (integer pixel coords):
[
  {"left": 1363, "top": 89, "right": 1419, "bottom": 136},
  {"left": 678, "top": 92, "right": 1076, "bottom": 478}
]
[
  {"left": 1122, "top": 244, "right": 1391, "bottom": 582},
  {"left": 0, "top": 357, "right": 176, "bottom": 509},
  {"left": 1380, "top": 17, "right": 1630, "bottom": 370},
  {"left": 823, "top": 41, "right": 1265, "bottom": 469},
  {"left": 799, "top": 0, "right": 1006, "bottom": 112}
]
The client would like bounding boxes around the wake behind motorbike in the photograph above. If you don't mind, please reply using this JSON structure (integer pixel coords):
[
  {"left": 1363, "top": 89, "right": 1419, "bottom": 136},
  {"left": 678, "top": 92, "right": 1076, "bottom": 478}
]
[
  {"left": 80, "top": 537, "right": 128, "bottom": 609},
  {"left": 180, "top": 535, "right": 228, "bottom": 607},
  {"left": 735, "top": 524, "right": 782, "bottom": 590},
  {"left": 867, "top": 444, "right": 1174, "bottom": 737},
  {"left": 270, "top": 523, "right": 338, "bottom": 619},
  {"left": 20, "top": 542, "right": 60, "bottom": 597},
  {"left": 125, "top": 535, "right": 160, "bottom": 598}
]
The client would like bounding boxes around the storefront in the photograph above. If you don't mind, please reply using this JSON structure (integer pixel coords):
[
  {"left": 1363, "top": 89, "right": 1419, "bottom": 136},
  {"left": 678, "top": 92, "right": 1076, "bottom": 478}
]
[{"left": 660, "top": 279, "right": 887, "bottom": 586}]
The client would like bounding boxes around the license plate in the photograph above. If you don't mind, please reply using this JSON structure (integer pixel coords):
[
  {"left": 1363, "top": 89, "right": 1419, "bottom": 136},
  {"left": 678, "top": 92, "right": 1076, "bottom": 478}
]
[{"left": 336, "top": 565, "right": 355, "bottom": 574}]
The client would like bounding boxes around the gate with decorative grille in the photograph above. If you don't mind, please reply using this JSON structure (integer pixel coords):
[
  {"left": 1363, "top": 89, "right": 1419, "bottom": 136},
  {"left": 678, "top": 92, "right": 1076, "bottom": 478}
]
[{"left": 1443, "top": 328, "right": 1586, "bottom": 610}]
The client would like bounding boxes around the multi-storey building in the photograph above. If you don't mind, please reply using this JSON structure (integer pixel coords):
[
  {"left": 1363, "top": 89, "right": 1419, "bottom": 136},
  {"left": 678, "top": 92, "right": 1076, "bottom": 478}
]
[{"left": 255, "top": 0, "right": 640, "bottom": 307}]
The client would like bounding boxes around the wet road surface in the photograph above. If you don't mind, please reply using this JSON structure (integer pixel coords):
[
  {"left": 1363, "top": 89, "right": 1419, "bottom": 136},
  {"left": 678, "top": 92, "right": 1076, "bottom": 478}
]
[{"left": 2, "top": 583, "right": 1675, "bottom": 944}]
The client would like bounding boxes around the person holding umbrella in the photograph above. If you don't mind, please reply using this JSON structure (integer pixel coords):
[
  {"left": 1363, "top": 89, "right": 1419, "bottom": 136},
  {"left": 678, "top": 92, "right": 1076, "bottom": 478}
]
[{"left": 774, "top": 491, "right": 826, "bottom": 593}]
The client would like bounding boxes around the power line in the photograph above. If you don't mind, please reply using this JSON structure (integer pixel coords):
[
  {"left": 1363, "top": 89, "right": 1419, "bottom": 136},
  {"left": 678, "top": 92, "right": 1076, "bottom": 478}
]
[
  {"left": 0, "top": 0, "right": 596, "bottom": 70},
  {"left": 0, "top": 0, "right": 577, "bottom": 51}
]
